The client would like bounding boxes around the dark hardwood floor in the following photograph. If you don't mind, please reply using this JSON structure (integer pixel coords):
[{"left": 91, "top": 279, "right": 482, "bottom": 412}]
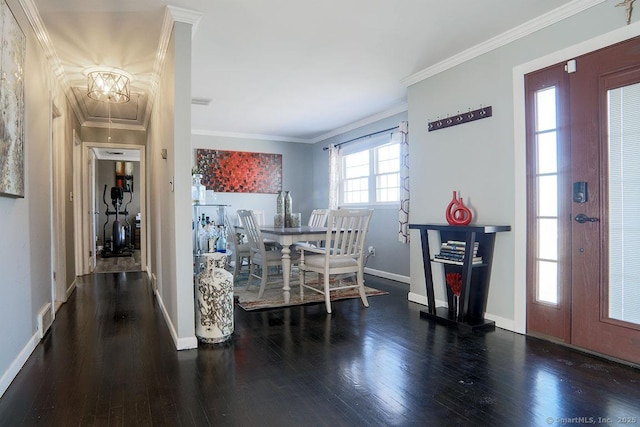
[{"left": 1, "top": 272, "right": 639, "bottom": 426}]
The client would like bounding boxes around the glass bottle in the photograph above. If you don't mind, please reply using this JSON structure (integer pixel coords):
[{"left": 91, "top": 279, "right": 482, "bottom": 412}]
[
  {"left": 192, "top": 174, "right": 206, "bottom": 204},
  {"left": 207, "top": 224, "right": 218, "bottom": 253},
  {"left": 216, "top": 225, "right": 227, "bottom": 253}
]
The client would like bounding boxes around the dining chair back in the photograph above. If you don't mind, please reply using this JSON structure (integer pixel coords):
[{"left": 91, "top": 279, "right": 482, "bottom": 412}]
[
  {"left": 237, "top": 209, "right": 292, "bottom": 298},
  {"left": 298, "top": 208, "right": 374, "bottom": 313},
  {"left": 253, "top": 210, "right": 266, "bottom": 226},
  {"left": 225, "top": 213, "right": 250, "bottom": 281},
  {"left": 308, "top": 209, "right": 328, "bottom": 227}
]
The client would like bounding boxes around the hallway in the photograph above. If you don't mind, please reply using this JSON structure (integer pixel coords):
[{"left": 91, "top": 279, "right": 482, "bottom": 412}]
[{"left": 1, "top": 272, "right": 639, "bottom": 425}]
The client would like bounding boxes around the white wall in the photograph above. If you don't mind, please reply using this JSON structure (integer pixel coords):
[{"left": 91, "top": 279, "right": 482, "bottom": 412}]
[{"left": 406, "top": 2, "right": 632, "bottom": 330}]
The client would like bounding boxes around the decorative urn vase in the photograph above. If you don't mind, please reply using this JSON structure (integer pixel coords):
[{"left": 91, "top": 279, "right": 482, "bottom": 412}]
[{"left": 195, "top": 252, "right": 234, "bottom": 343}]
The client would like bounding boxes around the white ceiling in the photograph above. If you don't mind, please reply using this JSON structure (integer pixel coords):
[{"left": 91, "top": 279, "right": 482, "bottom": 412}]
[{"left": 30, "top": 0, "right": 604, "bottom": 143}]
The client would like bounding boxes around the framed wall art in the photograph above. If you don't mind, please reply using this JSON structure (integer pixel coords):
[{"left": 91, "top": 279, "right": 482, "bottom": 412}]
[
  {"left": 0, "top": 0, "right": 26, "bottom": 198},
  {"left": 115, "top": 161, "right": 134, "bottom": 192},
  {"left": 195, "top": 149, "right": 282, "bottom": 194}
]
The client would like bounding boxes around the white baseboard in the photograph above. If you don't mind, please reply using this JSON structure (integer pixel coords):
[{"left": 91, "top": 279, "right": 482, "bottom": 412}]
[
  {"left": 177, "top": 336, "right": 198, "bottom": 350},
  {"left": 0, "top": 332, "right": 39, "bottom": 398},
  {"left": 148, "top": 268, "right": 157, "bottom": 291},
  {"left": 407, "top": 292, "right": 516, "bottom": 332},
  {"left": 408, "top": 292, "right": 428, "bottom": 306},
  {"left": 484, "top": 313, "right": 515, "bottom": 331},
  {"left": 65, "top": 279, "right": 77, "bottom": 300},
  {"left": 154, "top": 289, "right": 197, "bottom": 351},
  {"left": 363, "top": 267, "right": 410, "bottom": 284}
]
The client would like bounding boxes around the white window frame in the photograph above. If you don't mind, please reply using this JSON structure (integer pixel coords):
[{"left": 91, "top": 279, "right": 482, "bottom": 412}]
[{"left": 339, "top": 134, "right": 401, "bottom": 207}]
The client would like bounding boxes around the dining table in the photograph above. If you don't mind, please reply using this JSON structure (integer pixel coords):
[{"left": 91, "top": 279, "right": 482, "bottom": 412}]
[{"left": 236, "top": 225, "right": 328, "bottom": 304}]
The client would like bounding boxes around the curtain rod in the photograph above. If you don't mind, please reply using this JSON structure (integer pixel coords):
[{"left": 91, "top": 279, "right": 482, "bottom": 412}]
[{"left": 322, "top": 126, "right": 399, "bottom": 151}]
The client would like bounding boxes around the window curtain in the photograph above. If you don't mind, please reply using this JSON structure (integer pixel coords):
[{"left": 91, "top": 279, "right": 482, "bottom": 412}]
[
  {"left": 328, "top": 144, "right": 341, "bottom": 209},
  {"left": 398, "top": 121, "right": 410, "bottom": 244}
]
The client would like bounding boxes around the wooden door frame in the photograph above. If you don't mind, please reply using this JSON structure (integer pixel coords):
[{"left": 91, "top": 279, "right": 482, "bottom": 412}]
[{"left": 512, "top": 22, "right": 640, "bottom": 334}]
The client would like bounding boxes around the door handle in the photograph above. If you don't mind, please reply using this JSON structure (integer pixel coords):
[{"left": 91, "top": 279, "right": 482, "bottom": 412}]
[{"left": 575, "top": 213, "right": 599, "bottom": 223}]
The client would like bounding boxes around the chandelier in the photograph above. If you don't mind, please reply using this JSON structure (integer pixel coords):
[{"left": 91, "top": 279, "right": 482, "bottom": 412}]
[{"left": 86, "top": 68, "right": 131, "bottom": 103}]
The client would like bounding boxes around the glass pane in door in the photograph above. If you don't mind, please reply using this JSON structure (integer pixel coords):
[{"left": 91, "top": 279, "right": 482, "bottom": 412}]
[
  {"left": 607, "top": 82, "right": 640, "bottom": 326},
  {"left": 534, "top": 87, "right": 559, "bottom": 305}
]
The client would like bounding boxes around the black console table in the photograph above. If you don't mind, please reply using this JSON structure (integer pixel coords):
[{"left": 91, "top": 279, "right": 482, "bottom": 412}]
[{"left": 409, "top": 223, "right": 511, "bottom": 332}]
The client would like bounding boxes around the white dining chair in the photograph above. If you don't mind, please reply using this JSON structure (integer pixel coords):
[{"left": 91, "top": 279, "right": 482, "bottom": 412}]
[
  {"left": 225, "top": 213, "right": 251, "bottom": 281},
  {"left": 298, "top": 208, "right": 373, "bottom": 313},
  {"left": 308, "top": 208, "right": 328, "bottom": 227},
  {"left": 237, "top": 209, "right": 297, "bottom": 298},
  {"left": 252, "top": 209, "right": 280, "bottom": 249},
  {"left": 295, "top": 208, "right": 329, "bottom": 251}
]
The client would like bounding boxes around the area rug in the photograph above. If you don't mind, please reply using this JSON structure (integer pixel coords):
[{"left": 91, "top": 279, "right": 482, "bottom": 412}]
[
  {"left": 93, "top": 250, "right": 142, "bottom": 273},
  {"left": 234, "top": 274, "right": 387, "bottom": 311}
]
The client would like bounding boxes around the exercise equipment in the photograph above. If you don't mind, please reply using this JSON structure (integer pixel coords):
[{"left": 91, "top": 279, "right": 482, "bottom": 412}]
[{"left": 101, "top": 184, "right": 134, "bottom": 258}]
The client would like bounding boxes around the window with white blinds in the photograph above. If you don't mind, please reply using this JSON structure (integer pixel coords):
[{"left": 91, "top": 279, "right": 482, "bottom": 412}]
[{"left": 608, "top": 82, "right": 640, "bottom": 326}]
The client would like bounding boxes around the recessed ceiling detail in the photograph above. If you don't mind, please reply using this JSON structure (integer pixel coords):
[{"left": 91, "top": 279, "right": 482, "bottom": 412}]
[{"left": 72, "top": 87, "right": 145, "bottom": 126}]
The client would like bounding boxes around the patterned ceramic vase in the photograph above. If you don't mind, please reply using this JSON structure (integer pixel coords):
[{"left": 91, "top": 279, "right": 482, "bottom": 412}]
[
  {"left": 195, "top": 252, "right": 234, "bottom": 343},
  {"left": 276, "top": 191, "right": 285, "bottom": 214}
]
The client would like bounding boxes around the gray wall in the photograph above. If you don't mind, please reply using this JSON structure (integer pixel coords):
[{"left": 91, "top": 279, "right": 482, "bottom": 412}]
[
  {"left": 311, "top": 111, "right": 410, "bottom": 281},
  {"left": 407, "top": 1, "right": 630, "bottom": 328},
  {"left": 191, "top": 134, "right": 314, "bottom": 228},
  {"left": 0, "top": 0, "right": 74, "bottom": 396},
  {"left": 146, "top": 21, "right": 198, "bottom": 349}
]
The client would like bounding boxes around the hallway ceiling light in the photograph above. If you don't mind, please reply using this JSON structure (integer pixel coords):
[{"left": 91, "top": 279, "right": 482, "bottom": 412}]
[{"left": 86, "top": 67, "right": 132, "bottom": 103}]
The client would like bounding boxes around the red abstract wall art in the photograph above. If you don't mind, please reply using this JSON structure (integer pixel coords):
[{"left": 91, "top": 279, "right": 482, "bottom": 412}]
[{"left": 195, "top": 149, "right": 282, "bottom": 194}]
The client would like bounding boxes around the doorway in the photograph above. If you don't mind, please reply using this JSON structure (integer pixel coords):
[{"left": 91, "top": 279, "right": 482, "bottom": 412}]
[
  {"left": 525, "top": 37, "right": 640, "bottom": 364},
  {"left": 75, "top": 142, "right": 147, "bottom": 275},
  {"left": 93, "top": 151, "right": 142, "bottom": 273}
]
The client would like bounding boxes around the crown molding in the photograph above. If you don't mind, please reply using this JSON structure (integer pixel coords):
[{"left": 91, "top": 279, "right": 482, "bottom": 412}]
[
  {"left": 142, "top": 7, "right": 174, "bottom": 132},
  {"left": 167, "top": 5, "right": 203, "bottom": 36},
  {"left": 19, "top": 0, "right": 85, "bottom": 126},
  {"left": 143, "top": 5, "right": 203, "bottom": 131},
  {"left": 191, "top": 129, "right": 309, "bottom": 144},
  {"left": 308, "top": 102, "right": 408, "bottom": 144},
  {"left": 401, "top": 0, "right": 607, "bottom": 87},
  {"left": 192, "top": 102, "right": 408, "bottom": 144}
]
